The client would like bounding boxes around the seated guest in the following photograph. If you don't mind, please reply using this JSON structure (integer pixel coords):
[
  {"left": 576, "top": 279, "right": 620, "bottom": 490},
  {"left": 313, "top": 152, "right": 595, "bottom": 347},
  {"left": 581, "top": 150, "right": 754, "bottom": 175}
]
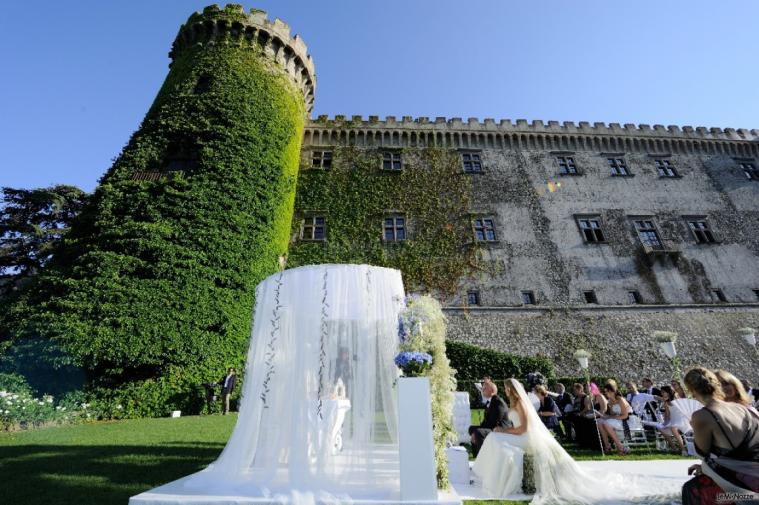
[
  {"left": 681, "top": 367, "right": 759, "bottom": 505},
  {"left": 716, "top": 369, "right": 753, "bottom": 407},
  {"left": 571, "top": 383, "right": 607, "bottom": 450},
  {"left": 564, "top": 383, "right": 586, "bottom": 442},
  {"left": 641, "top": 377, "right": 661, "bottom": 396},
  {"left": 536, "top": 385, "right": 561, "bottom": 436},
  {"left": 467, "top": 379, "right": 509, "bottom": 457},
  {"left": 553, "top": 383, "right": 572, "bottom": 439},
  {"left": 656, "top": 385, "right": 690, "bottom": 456},
  {"left": 584, "top": 382, "right": 608, "bottom": 419},
  {"left": 598, "top": 383, "right": 632, "bottom": 455},
  {"left": 625, "top": 381, "right": 658, "bottom": 420},
  {"left": 671, "top": 379, "right": 687, "bottom": 399}
]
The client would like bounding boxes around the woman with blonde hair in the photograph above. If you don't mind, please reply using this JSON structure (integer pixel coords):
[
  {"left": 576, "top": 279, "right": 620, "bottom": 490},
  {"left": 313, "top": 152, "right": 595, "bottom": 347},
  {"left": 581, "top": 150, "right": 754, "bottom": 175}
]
[
  {"left": 681, "top": 367, "right": 759, "bottom": 504},
  {"left": 715, "top": 369, "right": 753, "bottom": 407}
]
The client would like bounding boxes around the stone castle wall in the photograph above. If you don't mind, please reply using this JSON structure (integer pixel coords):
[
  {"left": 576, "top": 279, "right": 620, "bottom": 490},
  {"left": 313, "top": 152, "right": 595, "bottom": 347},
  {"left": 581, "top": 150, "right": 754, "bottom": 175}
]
[{"left": 296, "top": 115, "right": 759, "bottom": 380}]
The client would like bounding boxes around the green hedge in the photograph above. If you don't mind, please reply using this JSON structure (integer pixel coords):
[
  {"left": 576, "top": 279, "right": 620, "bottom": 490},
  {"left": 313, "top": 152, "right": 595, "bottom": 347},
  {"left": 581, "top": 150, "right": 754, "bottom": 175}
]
[
  {"left": 5, "top": 6, "right": 305, "bottom": 416},
  {"left": 445, "top": 340, "right": 555, "bottom": 407}
]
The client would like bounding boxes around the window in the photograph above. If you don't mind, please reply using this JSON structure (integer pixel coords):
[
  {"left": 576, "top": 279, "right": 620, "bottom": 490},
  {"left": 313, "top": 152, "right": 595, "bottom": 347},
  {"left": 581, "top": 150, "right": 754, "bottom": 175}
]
[
  {"left": 467, "top": 290, "right": 480, "bottom": 306},
  {"left": 301, "top": 215, "right": 326, "bottom": 241},
  {"left": 711, "top": 289, "right": 727, "bottom": 303},
  {"left": 557, "top": 156, "right": 578, "bottom": 175},
  {"left": 193, "top": 74, "right": 213, "bottom": 94},
  {"left": 383, "top": 215, "right": 406, "bottom": 241},
  {"left": 583, "top": 290, "right": 598, "bottom": 304},
  {"left": 687, "top": 219, "right": 716, "bottom": 244},
  {"left": 740, "top": 162, "right": 759, "bottom": 181},
  {"left": 608, "top": 158, "right": 631, "bottom": 176},
  {"left": 577, "top": 217, "right": 606, "bottom": 243},
  {"left": 655, "top": 159, "right": 678, "bottom": 178},
  {"left": 382, "top": 151, "right": 402, "bottom": 171},
  {"left": 521, "top": 291, "right": 536, "bottom": 305},
  {"left": 472, "top": 217, "right": 497, "bottom": 242},
  {"left": 753, "top": 289, "right": 759, "bottom": 301},
  {"left": 311, "top": 151, "right": 333, "bottom": 169},
  {"left": 634, "top": 220, "right": 662, "bottom": 248},
  {"left": 628, "top": 290, "right": 642, "bottom": 304},
  {"left": 462, "top": 152, "right": 482, "bottom": 173}
]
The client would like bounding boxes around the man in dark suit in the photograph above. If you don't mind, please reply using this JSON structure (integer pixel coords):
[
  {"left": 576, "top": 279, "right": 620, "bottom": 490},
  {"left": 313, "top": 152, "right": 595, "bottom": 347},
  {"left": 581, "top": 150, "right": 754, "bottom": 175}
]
[
  {"left": 467, "top": 380, "right": 509, "bottom": 457},
  {"left": 219, "top": 367, "right": 237, "bottom": 415},
  {"left": 641, "top": 377, "right": 661, "bottom": 397}
]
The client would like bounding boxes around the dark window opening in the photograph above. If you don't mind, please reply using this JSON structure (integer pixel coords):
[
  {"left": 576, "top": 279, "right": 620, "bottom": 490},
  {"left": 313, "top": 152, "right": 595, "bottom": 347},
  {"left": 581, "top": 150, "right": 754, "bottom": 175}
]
[
  {"left": 467, "top": 290, "right": 480, "bottom": 306},
  {"left": 462, "top": 152, "right": 482, "bottom": 173},
  {"left": 557, "top": 156, "right": 578, "bottom": 175},
  {"left": 711, "top": 289, "right": 727, "bottom": 303},
  {"left": 578, "top": 218, "right": 605, "bottom": 243},
  {"left": 384, "top": 215, "right": 406, "bottom": 241},
  {"left": 608, "top": 158, "right": 631, "bottom": 176},
  {"left": 688, "top": 220, "right": 716, "bottom": 244},
  {"left": 753, "top": 289, "right": 759, "bottom": 301},
  {"left": 312, "top": 151, "right": 333, "bottom": 169},
  {"left": 628, "top": 291, "right": 642, "bottom": 304},
  {"left": 584, "top": 290, "right": 598, "bottom": 304},
  {"left": 193, "top": 74, "right": 213, "bottom": 94},
  {"left": 740, "top": 162, "right": 759, "bottom": 181},
  {"left": 473, "top": 218, "right": 497, "bottom": 242},
  {"left": 521, "top": 291, "right": 536, "bottom": 305},
  {"left": 382, "top": 152, "right": 402, "bottom": 171}
]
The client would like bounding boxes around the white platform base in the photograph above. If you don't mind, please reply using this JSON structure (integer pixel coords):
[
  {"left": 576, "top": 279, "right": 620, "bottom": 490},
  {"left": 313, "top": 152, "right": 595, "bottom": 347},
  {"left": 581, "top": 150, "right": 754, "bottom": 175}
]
[{"left": 130, "top": 475, "right": 461, "bottom": 505}]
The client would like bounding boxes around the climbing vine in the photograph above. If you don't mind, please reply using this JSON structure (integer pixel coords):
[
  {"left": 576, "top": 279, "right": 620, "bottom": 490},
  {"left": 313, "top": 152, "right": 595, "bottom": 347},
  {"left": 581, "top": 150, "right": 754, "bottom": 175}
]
[{"left": 288, "top": 146, "right": 477, "bottom": 295}]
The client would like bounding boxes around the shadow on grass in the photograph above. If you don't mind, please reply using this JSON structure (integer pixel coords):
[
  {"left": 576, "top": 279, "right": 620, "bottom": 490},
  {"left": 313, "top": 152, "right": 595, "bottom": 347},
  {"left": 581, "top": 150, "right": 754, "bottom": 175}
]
[{"left": 0, "top": 442, "right": 225, "bottom": 505}]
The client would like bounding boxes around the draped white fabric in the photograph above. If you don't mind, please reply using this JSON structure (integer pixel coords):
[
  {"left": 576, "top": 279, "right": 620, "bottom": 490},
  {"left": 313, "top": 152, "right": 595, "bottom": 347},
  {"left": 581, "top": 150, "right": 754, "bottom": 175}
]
[{"left": 181, "top": 264, "right": 405, "bottom": 502}]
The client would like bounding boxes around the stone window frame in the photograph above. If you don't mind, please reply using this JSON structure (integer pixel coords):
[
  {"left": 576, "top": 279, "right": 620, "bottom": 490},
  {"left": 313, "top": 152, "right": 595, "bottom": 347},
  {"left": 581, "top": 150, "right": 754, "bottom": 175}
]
[
  {"left": 553, "top": 151, "right": 581, "bottom": 176},
  {"left": 604, "top": 154, "right": 634, "bottom": 177},
  {"left": 460, "top": 150, "right": 484, "bottom": 174},
  {"left": 299, "top": 213, "right": 327, "bottom": 242},
  {"left": 471, "top": 215, "right": 498, "bottom": 243},
  {"left": 683, "top": 216, "right": 718, "bottom": 244},
  {"left": 575, "top": 215, "right": 607, "bottom": 244},
  {"left": 311, "top": 150, "right": 333, "bottom": 170},
  {"left": 382, "top": 213, "right": 407, "bottom": 242},
  {"left": 381, "top": 150, "right": 403, "bottom": 172},
  {"left": 521, "top": 290, "right": 536, "bottom": 305},
  {"left": 583, "top": 290, "right": 599, "bottom": 304},
  {"left": 630, "top": 217, "right": 664, "bottom": 249},
  {"left": 650, "top": 155, "right": 680, "bottom": 178},
  {"left": 466, "top": 290, "right": 481, "bottom": 306}
]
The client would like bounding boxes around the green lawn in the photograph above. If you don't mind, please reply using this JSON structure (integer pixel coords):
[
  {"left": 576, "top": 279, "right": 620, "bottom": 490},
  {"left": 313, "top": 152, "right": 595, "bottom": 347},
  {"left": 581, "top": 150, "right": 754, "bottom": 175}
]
[{"left": 0, "top": 412, "right": 684, "bottom": 505}]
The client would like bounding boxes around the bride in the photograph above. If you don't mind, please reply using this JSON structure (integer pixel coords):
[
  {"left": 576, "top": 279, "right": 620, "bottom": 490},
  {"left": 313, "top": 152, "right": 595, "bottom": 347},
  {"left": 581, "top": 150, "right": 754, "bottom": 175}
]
[{"left": 472, "top": 378, "right": 679, "bottom": 504}]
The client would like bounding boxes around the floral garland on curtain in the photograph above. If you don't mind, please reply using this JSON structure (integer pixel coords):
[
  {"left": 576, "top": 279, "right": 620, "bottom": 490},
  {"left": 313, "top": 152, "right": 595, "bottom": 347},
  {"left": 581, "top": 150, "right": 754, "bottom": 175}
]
[
  {"left": 396, "top": 295, "right": 457, "bottom": 489},
  {"left": 260, "top": 272, "right": 284, "bottom": 407}
]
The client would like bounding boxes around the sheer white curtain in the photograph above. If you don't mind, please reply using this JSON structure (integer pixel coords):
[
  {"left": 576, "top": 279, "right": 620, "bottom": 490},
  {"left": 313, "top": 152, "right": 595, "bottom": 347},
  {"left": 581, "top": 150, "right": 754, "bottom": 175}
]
[{"left": 183, "top": 264, "right": 404, "bottom": 502}]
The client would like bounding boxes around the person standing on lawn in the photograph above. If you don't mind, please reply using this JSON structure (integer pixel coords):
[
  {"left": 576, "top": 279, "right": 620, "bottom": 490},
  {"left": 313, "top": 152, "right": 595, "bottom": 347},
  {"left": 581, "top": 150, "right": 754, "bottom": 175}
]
[{"left": 219, "top": 367, "right": 237, "bottom": 415}]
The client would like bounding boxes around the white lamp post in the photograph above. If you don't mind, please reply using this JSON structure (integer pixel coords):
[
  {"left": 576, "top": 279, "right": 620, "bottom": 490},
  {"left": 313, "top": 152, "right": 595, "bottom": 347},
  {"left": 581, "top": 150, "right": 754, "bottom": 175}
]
[{"left": 653, "top": 331, "right": 681, "bottom": 383}]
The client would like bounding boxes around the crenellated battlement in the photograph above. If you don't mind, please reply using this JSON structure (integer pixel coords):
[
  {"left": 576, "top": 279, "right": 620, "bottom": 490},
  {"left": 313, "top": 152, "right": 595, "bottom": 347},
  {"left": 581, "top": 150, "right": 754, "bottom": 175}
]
[
  {"left": 171, "top": 4, "right": 316, "bottom": 112},
  {"left": 304, "top": 115, "right": 759, "bottom": 157}
]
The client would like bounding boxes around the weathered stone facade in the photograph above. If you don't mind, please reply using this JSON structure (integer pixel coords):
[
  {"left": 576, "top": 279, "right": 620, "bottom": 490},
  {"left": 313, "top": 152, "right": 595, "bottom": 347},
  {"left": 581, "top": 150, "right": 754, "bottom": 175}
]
[{"left": 297, "top": 116, "right": 759, "bottom": 382}]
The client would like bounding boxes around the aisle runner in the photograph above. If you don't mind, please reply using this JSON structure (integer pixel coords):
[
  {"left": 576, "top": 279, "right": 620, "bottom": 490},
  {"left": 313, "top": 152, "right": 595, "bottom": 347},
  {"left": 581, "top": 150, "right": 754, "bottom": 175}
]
[{"left": 452, "top": 459, "right": 698, "bottom": 501}]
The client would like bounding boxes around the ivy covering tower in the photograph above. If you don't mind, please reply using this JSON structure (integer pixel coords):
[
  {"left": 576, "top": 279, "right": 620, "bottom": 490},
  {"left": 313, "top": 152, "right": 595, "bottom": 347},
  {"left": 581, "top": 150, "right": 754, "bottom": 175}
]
[{"left": 6, "top": 4, "right": 315, "bottom": 414}]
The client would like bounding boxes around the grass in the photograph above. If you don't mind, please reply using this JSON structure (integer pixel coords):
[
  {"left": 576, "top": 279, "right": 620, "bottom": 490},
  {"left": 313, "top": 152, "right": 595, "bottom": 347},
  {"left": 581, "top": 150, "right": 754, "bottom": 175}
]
[{"left": 0, "top": 410, "right": 687, "bottom": 505}]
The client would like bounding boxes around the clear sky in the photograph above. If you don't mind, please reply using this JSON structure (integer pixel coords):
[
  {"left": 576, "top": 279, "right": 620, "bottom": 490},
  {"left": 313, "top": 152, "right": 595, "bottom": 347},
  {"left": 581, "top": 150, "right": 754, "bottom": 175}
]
[{"left": 1, "top": 1, "right": 757, "bottom": 192}]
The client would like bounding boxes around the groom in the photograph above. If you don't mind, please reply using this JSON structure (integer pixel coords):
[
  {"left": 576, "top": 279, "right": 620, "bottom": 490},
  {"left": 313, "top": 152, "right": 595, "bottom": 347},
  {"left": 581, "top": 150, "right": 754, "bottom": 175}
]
[{"left": 468, "top": 379, "right": 509, "bottom": 457}]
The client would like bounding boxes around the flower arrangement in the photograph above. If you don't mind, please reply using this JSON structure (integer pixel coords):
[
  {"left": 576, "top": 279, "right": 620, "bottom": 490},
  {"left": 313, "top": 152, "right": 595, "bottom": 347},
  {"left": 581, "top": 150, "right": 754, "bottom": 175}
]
[
  {"left": 572, "top": 349, "right": 592, "bottom": 359},
  {"left": 394, "top": 351, "right": 433, "bottom": 377},
  {"left": 396, "top": 294, "right": 457, "bottom": 489},
  {"left": 737, "top": 327, "right": 756, "bottom": 336},
  {"left": 653, "top": 330, "right": 678, "bottom": 343}
]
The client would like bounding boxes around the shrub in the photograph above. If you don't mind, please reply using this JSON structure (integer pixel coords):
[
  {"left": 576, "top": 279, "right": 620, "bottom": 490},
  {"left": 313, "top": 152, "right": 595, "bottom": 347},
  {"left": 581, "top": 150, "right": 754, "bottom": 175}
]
[{"left": 445, "top": 340, "right": 555, "bottom": 407}]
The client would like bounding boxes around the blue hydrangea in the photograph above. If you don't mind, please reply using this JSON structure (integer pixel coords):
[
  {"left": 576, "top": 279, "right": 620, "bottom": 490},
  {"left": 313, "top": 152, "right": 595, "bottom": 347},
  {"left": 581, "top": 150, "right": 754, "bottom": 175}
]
[{"left": 394, "top": 351, "right": 433, "bottom": 367}]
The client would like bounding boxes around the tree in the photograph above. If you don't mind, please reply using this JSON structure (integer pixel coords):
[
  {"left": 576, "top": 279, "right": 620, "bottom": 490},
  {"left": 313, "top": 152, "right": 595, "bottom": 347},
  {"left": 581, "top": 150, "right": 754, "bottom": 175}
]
[{"left": 0, "top": 185, "right": 87, "bottom": 293}]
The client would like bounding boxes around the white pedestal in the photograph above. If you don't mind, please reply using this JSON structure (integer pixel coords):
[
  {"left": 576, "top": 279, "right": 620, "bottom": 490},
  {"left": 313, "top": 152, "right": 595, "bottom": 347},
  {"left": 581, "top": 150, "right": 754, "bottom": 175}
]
[
  {"left": 451, "top": 392, "right": 471, "bottom": 444},
  {"left": 445, "top": 446, "right": 470, "bottom": 485},
  {"left": 398, "top": 377, "right": 437, "bottom": 501}
]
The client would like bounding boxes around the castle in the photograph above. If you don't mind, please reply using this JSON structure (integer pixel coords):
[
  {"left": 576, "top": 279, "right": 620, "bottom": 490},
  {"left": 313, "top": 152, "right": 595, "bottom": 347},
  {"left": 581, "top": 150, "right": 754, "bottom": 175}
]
[{"left": 11, "top": 5, "right": 759, "bottom": 410}]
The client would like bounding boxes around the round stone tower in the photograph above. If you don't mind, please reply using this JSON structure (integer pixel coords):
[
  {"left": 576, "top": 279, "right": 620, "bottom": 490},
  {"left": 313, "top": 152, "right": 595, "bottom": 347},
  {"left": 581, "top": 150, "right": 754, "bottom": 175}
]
[{"left": 12, "top": 4, "right": 315, "bottom": 410}]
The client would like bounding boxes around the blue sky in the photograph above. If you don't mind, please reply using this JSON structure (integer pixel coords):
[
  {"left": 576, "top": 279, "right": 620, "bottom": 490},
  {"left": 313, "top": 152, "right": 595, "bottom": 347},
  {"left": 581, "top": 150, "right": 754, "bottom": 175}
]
[{"left": 1, "top": 1, "right": 757, "bottom": 192}]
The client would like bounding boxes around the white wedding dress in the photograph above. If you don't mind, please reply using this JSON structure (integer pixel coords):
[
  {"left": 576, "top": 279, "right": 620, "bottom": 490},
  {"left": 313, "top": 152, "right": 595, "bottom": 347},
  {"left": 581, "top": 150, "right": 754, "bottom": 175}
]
[{"left": 471, "top": 379, "right": 683, "bottom": 505}]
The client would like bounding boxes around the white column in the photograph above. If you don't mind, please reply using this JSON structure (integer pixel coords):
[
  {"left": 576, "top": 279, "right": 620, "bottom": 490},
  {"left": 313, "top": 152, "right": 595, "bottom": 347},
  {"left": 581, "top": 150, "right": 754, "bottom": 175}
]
[{"left": 398, "top": 377, "right": 437, "bottom": 501}]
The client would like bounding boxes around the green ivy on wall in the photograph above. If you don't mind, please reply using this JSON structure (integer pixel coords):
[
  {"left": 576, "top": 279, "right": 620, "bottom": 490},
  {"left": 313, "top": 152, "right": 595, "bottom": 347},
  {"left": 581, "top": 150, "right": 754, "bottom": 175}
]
[
  {"left": 5, "top": 7, "right": 306, "bottom": 416},
  {"left": 288, "top": 146, "right": 477, "bottom": 295}
]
